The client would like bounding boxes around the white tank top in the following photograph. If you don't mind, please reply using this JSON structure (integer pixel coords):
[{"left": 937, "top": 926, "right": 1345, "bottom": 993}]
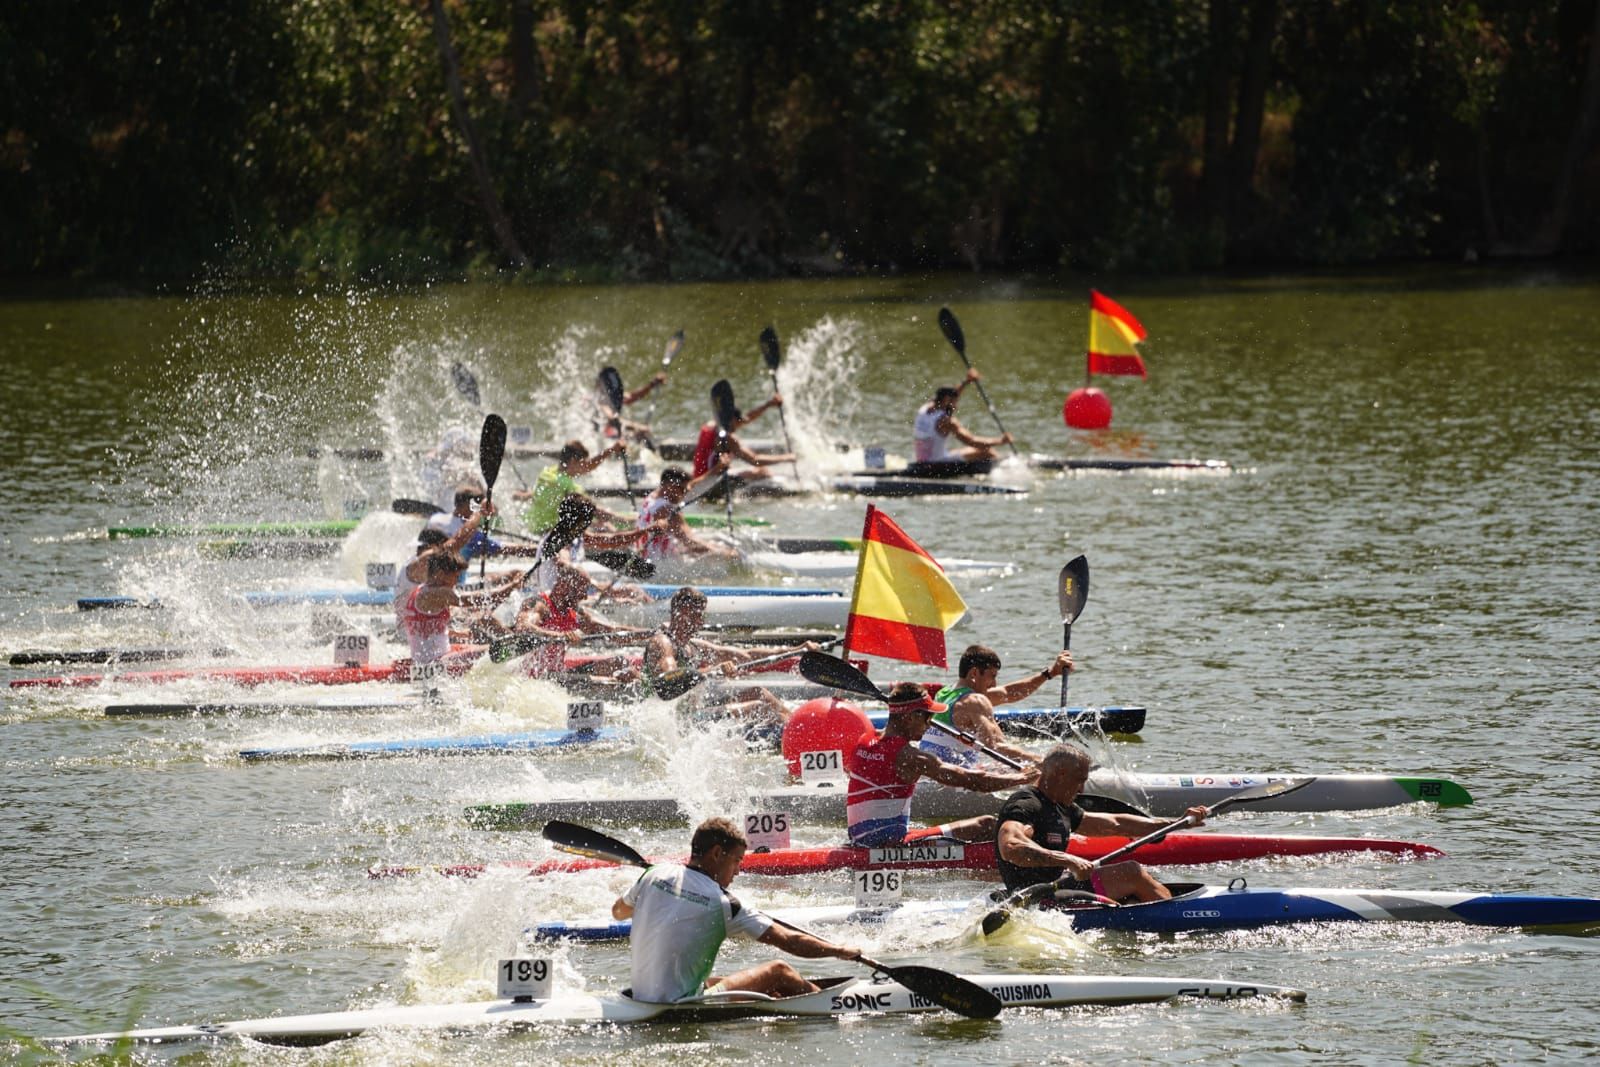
[{"left": 913, "top": 403, "right": 950, "bottom": 463}]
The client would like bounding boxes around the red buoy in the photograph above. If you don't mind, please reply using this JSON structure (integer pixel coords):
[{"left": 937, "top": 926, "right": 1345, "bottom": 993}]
[
  {"left": 781, "top": 697, "right": 873, "bottom": 776},
  {"left": 1063, "top": 387, "right": 1113, "bottom": 429}
]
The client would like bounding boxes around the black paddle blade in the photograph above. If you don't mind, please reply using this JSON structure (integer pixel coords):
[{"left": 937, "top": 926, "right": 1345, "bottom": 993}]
[
  {"left": 479, "top": 415, "right": 508, "bottom": 493},
  {"left": 451, "top": 362, "right": 481, "bottom": 406},
  {"left": 1059, "top": 555, "right": 1089, "bottom": 625},
  {"left": 542, "top": 496, "right": 597, "bottom": 560},
  {"left": 796, "top": 652, "right": 887, "bottom": 701},
  {"left": 937, "top": 307, "right": 965, "bottom": 355},
  {"left": 759, "top": 326, "right": 781, "bottom": 370},
  {"left": 882, "top": 964, "right": 1001, "bottom": 1019},
  {"left": 711, "top": 379, "right": 739, "bottom": 431},
  {"left": 589, "top": 549, "right": 656, "bottom": 580},
  {"left": 392, "top": 497, "right": 444, "bottom": 516},
  {"left": 598, "top": 366, "right": 625, "bottom": 413},
  {"left": 652, "top": 668, "right": 703, "bottom": 700},
  {"left": 541, "top": 820, "right": 649, "bottom": 868},
  {"left": 488, "top": 632, "right": 556, "bottom": 663}
]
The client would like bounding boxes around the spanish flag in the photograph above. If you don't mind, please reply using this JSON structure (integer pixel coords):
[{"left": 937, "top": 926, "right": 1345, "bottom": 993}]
[
  {"left": 843, "top": 505, "right": 968, "bottom": 667},
  {"left": 1087, "top": 290, "right": 1149, "bottom": 378}
]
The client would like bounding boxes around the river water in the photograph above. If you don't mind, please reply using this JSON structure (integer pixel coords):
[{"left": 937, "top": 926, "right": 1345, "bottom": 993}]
[{"left": 3, "top": 267, "right": 1598, "bottom": 1063}]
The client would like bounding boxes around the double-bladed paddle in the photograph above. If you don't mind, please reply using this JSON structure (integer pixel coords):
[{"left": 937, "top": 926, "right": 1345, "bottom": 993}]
[
  {"left": 597, "top": 366, "right": 638, "bottom": 508},
  {"left": 710, "top": 379, "right": 739, "bottom": 532},
  {"left": 759, "top": 326, "right": 802, "bottom": 481},
  {"left": 652, "top": 637, "right": 842, "bottom": 700},
  {"left": 936, "top": 308, "right": 1019, "bottom": 457},
  {"left": 796, "top": 652, "right": 1149, "bottom": 817},
  {"left": 478, "top": 414, "right": 508, "bottom": 578},
  {"left": 978, "top": 777, "right": 1318, "bottom": 935},
  {"left": 1058, "top": 555, "right": 1088, "bottom": 706},
  {"left": 641, "top": 330, "right": 683, "bottom": 453},
  {"left": 454, "top": 363, "right": 528, "bottom": 488},
  {"left": 540, "top": 820, "right": 1002, "bottom": 1019}
]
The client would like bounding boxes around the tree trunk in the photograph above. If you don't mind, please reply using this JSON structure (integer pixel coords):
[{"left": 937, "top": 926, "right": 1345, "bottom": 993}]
[
  {"left": 1200, "top": 0, "right": 1237, "bottom": 226},
  {"left": 429, "top": 0, "right": 531, "bottom": 268},
  {"left": 1225, "top": 0, "right": 1277, "bottom": 236},
  {"left": 1524, "top": 0, "right": 1600, "bottom": 254},
  {"left": 509, "top": 0, "right": 540, "bottom": 112}
]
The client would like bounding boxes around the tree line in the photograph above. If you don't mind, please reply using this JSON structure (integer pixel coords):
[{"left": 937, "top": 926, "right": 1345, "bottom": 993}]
[{"left": 3, "top": 0, "right": 1596, "bottom": 284}]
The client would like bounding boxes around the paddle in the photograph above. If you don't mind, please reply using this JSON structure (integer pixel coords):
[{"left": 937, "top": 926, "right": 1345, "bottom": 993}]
[
  {"left": 978, "top": 777, "right": 1318, "bottom": 935},
  {"left": 589, "top": 548, "right": 656, "bottom": 580},
  {"left": 454, "top": 362, "right": 528, "bottom": 488},
  {"left": 597, "top": 366, "right": 637, "bottom": 508},
  {"left": 1058, "top": 556, "right": 1088, "bottom": 706},
  {"left": 711, "top": 379, "right": 739, "bottom": 532},
  {"left": 937, "top": 307, "right": 1019, "bottom": 457},
  {"left": 653, "top": 638, "right": 841, "bottom": 700},
  {"left": 796, "top": 652, "right": 1147, "bottom": 817},
  {"left": 479, "top": 414, "right": 508, "bottom": 578},
  {"left": 641, "top": 330, "right": 683, "bottom": 453},
  {"left": 392, "top": 497, "right": 444, "bottom": 516},
  {"left": 540, "top": 820, "right": 1002, "bottom": 1019},
  {"left": 759, "top": 326, "right": 802, "bottom": 480}
]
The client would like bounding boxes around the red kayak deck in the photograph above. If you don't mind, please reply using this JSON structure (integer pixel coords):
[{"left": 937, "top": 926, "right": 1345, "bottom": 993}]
[{"left": 373, "top": 833, "right": 1443, "bottom": 880}]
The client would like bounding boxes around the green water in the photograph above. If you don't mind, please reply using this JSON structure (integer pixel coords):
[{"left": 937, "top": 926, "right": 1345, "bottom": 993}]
[{"left": 3, "top": 267, "right": 1598, "bottom": 1062}]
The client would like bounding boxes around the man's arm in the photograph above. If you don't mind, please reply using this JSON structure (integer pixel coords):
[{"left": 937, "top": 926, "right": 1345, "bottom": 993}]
[
  {"left": 757, "top": 922, "right": 860, "bottom": 961},
  {"left": 1078, "top": 807, "right": 1207, "bottom": 839},
  {"left": 978, "top": 651, "right": 1074, "bottom": 706},
  {"left": 897, "top": 746, "right": 1037, "bottom": 793},
  {"left": 940, "top": 414, "right": 1009, "bottom": 450},
  {"left": 996, "top": 820, "right": 1094, "bottom": 881}
]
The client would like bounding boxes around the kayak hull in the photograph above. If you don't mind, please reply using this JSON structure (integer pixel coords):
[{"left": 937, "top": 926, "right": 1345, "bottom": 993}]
[
  {"left": 377, "top": 833, "right": 1442, "bottom": 880},
  {"left": 48, "top": 972, "right": 1301, "bottom": 1047},
  {"left": 532, "top": 884, "right": 1600, "bottom": 942}
]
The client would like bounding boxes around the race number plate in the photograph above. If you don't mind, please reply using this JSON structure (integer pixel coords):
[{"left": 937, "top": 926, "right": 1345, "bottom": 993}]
[
  {"left": 497, "top": 958, "right": 552, "bottom": 1001},
  {"left": 866, "top": 842, "right": 965, "bottom": 865},
  {"left": 364, "top": 562, "right": 396, "bottom": 590},
  {"left": 798, "top": 749, "right": 845, "bottom": 785},
  {"left": 342, "top": 497, "right": 369, "bottom": 520},
  {"left": 744, "top": 811, "right": 792, "bottom": 851},
  {"left": 333, "top": 634, "right": 370, "bottom": 667},
  {"left": 509, "top": 425, "right": 533, "bottom": 445},
  {"left": 854, "top": 869, "right": 904, "bottom": 908},
  {"left": 566, "top": 701, "right": 605, "bottom": 732},
  {"left": 625, "top": 462, "right": 647, "bottom": 483},
  {"left": 409, "top": 661, "right": 446, "bottom": 685},
  {"left": 863, "top": 446, "right": 887, "bottom": 470}
]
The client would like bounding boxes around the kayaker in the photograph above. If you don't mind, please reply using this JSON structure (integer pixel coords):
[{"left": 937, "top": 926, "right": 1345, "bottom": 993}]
[
  {"left": 528, "top": 493, "right": 655, "bottom": 599},
  {"left": 593, "top": 366, "right": 667, "bottom": 443},
  {"left": 399, "top": 551, "right": 525, "bottom": 665},
  {"left": 636, "top": 468, "right": 739, "bottom": 564},
  {"left": 920, "top": 644, "right": 1074, "bottom": 766},
  {"left": 391, "top": 497, "right": 493, "bottom": 617},
  {"left": 845, "top": 682, "right": 1038, "bottom": 848},
  {"left": 994, "top": 743, "right": 1208, "bottom": 903},
  {"left": 426, "top": 483, "right": 544, "bottom": 563},
  {"left": 514, "top": 440, "right": 632, "bottom": 535},
  {"left": 512, "top": 563, "right": 643, "bottom": 679},
  {"left": 611, "top": 816, "right": 862, "bottom": 1002},
  {"left": 691, "top": 392, "right": 795, "bottom": 485},
  {"left": 913, "top": 369, "right": 1011, "bottom": 463},
  {"left": 640, "top": 586, "right": 806, "bottom": 721}
]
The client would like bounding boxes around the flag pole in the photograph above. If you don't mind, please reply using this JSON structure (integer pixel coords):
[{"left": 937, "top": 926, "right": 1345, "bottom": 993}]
[{"left": 839, "top": 503, "right": 875, "bottom": 662}]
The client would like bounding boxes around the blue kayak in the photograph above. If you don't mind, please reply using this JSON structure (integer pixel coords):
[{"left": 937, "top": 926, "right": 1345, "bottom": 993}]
[
  {"left": 77, "top": 583, "right": 839, "bottom": 611},
  {"left": 239, "top": 726, "right": 628, "bottom": 762},
  {"left": 529, "top": 881, "right": 1600, "bottom": 942}
]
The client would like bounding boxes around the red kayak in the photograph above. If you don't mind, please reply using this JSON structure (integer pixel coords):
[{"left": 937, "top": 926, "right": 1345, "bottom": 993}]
[
  {"left": 371, "top": 833, "right": 1443, "bottom": 880},
  {"left": 5, "top": 647, "right": 641, "bottom": 690}
]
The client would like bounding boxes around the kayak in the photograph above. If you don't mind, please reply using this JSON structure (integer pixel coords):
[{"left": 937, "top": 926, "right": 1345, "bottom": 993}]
[
  {"left": 463, "top": 766, "right": 1469, "bottom": 832},
  {"left": 104, "top": 513, "right": 768, "bottom": 539},
  {"left": 373, "top": 833, "right": 1443, "bottom": 880},
  {"left": 636, "top": 552, "right": 1011, "bottom": 582},
  {"left": 197, "top": 539, "right": 344, "bottom": 560},
  {"left": 1092, "top": 772, "right": 1472, "bottom": 813},
  {"left": 1029, "top": 456, "right": 1232, "bottom": 472},
  {"left": 8, "top": 648, "right": 488, "bottom": 690},
  {"left": 9, "top": 647, "right": 233, "bottom": 666},
  {"left": 603, "top": 593, "right": 846, "bottom": 629},
  {"left": 828, "top": 476, "right": 1025, "bottom": 497},
  {"left": 47, "top": 972, "right": 1303, "bottom": 1047},
  {"left": 532, "top": 880, "right": 1600, "bottom": 941},
  {"left": 239, "top": 703, "right": 1137, "bottom": 764},
  {"left": 240, "top": 726, "right": 631, "bottom": 762}
]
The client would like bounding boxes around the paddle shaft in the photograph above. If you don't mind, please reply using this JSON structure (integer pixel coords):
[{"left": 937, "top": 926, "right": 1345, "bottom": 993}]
[
  {"left": 760, "top": 327, "right": 802, "bottom": 481},
  {"left": 940, "top": 312, "right": 1018, "bottom": 457},
  {"left": 456, "top": 367, "right": 528, "bottom": 488},
  {"left": 644, "top": 331, "right": 683, "bottom": 444}
]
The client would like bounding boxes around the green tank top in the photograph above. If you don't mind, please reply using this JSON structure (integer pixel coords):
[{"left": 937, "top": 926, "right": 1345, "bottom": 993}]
[
  {"left": 523, "top": 466, "right": 580, "bottom": 532},
  {"left": 932, "top": 684, "right": 973, "bottom": 727}
]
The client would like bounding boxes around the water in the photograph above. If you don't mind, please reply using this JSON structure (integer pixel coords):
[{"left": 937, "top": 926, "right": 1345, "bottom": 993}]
[{"left": 3, "top": 267, "right": 1599, "bottom": 1062}]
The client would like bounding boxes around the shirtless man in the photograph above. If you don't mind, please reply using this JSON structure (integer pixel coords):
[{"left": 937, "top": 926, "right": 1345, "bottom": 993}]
[
  {"left": 921, "top": 644, "right": 1074, "bottom": 766},
  {"left": 844, "top": 682, "right": 1038, "bottom": 848},
  {"left": 640, "top": 586, "right": 803, "bottom": 722},
  {"left": 913, "top": 368, "right": 1011, "bottom": 463}
]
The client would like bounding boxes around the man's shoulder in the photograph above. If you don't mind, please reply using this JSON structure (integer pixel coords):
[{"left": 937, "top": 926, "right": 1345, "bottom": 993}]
[{"left": 996, "top": 786, "right": 1043, "bottom": 819}]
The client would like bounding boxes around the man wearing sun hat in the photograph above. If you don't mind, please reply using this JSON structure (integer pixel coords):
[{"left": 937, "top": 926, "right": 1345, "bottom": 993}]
[{"left": 843, "top": 681, "right": 1038, "bottom": 848}]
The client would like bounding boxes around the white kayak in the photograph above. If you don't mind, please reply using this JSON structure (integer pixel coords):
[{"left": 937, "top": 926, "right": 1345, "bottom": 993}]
[
  {"left": 602, "top": 592, "right": 846, "bottom": 629},
  {"left": 626, "top": 552, "right": 1013, "bottom": 583},
  {"left": 50, "top": 973, "right": 1304, "bottom": 1046}
]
